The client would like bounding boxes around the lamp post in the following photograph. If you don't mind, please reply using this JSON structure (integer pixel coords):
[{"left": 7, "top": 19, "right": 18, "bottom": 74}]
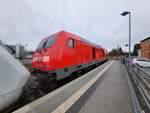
[{"left": 121, "top": 11, "right": 131, "bottom": 60}]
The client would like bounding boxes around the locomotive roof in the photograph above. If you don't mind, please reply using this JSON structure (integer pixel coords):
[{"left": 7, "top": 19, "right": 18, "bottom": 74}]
[
  {"left": 80, "top": 37, "right": 102, "bottom": 48},
  {"left": 61, "top": 31, "right": 80, "bottom": 40},
  {"left": 61, "top": 31, "right": 102, "bottom": 49}
]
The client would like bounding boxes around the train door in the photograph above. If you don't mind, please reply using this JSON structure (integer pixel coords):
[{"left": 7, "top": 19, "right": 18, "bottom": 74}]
[
  {"left": 92, "top": 47, "right": 96, "bottom": 59},
  {"left": 80, "top": 42, "right": 86, "bottom": 64},
  {"left": 75, "top": 40, "right": 83, "bottom": 65},
  {"left": 67, "top": 38, "right": 76, "bottom": 66}
]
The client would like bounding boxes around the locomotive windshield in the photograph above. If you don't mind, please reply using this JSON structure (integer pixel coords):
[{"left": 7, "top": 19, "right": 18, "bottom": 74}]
[
  {"left": 36, "top": 40, "right": 46, "bottom": 50},
  {"left": 45, "top": 35, "right": 56, "bottom": 48},
  {"left": 36, "top": 35, "right": 56, "bottom": 50}
]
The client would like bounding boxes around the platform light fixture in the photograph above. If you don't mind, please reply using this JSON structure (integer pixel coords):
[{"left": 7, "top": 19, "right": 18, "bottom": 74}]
[{"left": 121, "top": 11, "right": 131, "bottom": 59}]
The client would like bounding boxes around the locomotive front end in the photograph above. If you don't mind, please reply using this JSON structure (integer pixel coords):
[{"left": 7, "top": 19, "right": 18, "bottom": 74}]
[{"left": 32, "top": 34, "right": 57, "bottom": 72}]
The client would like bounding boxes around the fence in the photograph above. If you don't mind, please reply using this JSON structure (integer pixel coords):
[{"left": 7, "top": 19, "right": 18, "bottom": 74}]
[{"left": 122, "top": 58, "right": 150, "bottom": 113}]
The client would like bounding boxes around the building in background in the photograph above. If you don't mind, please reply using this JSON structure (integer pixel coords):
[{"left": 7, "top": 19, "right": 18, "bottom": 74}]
[
  {"left": 16, "top": 44, "right": 26, "bottom": 59},
  {"left": 137, "top": 49, "right": 141, "bottom": 57},
  {"left": 25, "top": 50, "right": 34, "bottom": 59},
  {"left": 133, "top": 43, "right": 141, "bottom": 57},
  {"left": 140, "top": 37, "right": 150, "bottom": 59},
  {"left": 9, "top": 44, "right": 34, "bottom": 60},
  {"left": 9, "top": 44, "right": 26, "bottom": 59}
]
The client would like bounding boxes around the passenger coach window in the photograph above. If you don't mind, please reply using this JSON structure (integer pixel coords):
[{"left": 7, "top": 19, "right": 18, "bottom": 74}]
[{"left": 68, "top": 39, "right": 74, "bottom": 48}]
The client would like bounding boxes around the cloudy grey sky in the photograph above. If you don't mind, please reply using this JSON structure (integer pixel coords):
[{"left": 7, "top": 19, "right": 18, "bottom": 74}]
[{"left": 0, "top": 0, "right": 150, "bottom": 51}]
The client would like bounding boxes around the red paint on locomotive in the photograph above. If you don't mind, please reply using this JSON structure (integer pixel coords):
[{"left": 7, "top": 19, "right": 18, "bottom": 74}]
[{"left": 32, "top": 31, "right": 107, "bottom": 79}]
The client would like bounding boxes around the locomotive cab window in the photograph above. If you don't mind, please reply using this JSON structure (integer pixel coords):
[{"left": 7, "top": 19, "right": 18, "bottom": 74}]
[
  {"left": 68, "top": 38, "right": 74, "bottom": 48},
  {"left": 36, "top": 40, "right": 47, "bottom": 50},
  {"left": 36, "top": 35, "right": 56, "bottom": 50},
  {"left": 45, "top": 35, "right": 56, "bottom": 48}
]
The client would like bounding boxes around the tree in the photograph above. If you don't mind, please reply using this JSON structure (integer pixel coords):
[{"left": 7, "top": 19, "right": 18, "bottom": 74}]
[
  {"left": 109, "top": 47, "right": 124, "bottom": 56},
  {"left": 133, "top": 43, "right": 140, "bottom": 56},
  {"left": 119, "top": 47, "right": 123, "bottom": 55},
  {"left": 109, "top": 48, "right": 118, "bottom": 56}
]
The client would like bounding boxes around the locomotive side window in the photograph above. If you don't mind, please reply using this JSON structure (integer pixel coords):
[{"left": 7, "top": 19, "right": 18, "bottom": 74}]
[{"left": 68, "top": 38, "right": 74, "bottom": 48}]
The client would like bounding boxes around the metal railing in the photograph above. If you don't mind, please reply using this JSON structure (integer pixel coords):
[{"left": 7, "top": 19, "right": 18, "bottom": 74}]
[{"left": 122, "top": 58, "right": 150, "bottom": 113}]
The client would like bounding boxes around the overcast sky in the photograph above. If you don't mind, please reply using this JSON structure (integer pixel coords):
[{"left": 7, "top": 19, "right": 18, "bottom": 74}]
[{"left": 0, "top": 0, "right": 150, "bottom": 51}]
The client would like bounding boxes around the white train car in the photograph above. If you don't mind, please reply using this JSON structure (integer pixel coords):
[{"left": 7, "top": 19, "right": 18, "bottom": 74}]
[{"left": 0, "top": 41, "right": 30, "bottom": 111}]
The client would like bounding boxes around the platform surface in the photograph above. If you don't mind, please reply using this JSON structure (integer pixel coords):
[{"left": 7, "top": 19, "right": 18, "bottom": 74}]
[
  {"left": 74, "top": 61, "right": 133, "bottom": 113},
  {"left": 13, "top": 61, "right": 134, "bottom": 113}
]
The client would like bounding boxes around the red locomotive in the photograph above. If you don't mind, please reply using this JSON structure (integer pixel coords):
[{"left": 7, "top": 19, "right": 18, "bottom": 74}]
[
  {"left": 0, "top": 31, "right": 107, "bottom": 111},
  {"left": 32, "top": 31, "right": 107, "bottom": 90}
]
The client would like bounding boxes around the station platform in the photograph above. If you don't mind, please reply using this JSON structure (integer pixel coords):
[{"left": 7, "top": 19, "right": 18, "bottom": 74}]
[
  {"left": 68, "top": 61, "right": 133, "bottom": 113},
  {"left": 13, "top": 61, "right": 134, "bottom": 113}
]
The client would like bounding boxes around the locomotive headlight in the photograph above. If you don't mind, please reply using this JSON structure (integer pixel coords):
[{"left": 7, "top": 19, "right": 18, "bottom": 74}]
[
  {"left": 33, "top": 57, "right": 38, "bottom": 62},
  {"left": 32, "top": 57, "right": 35, "bottom": 62},
  {"left": 37, "top": 57, "right": 42, "bottom": 62},
  {"left": 43, "top": 56, "right": 50, "bottom": 62}
]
